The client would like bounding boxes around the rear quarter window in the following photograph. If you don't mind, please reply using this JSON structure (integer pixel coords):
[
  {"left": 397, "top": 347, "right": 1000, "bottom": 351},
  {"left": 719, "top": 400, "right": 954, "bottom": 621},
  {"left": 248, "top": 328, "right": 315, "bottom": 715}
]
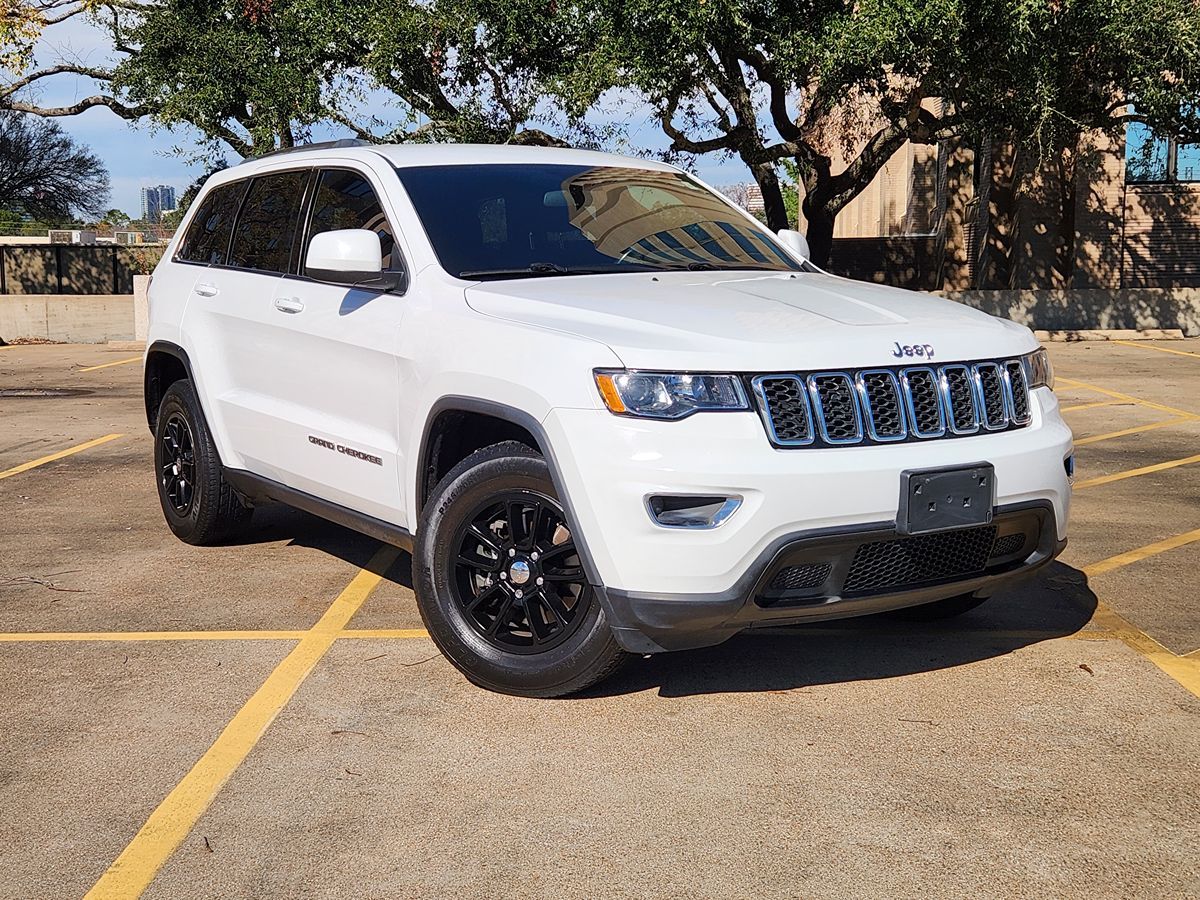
[{"left": 176, "top": 181, "right": 247, "bottom": 265}]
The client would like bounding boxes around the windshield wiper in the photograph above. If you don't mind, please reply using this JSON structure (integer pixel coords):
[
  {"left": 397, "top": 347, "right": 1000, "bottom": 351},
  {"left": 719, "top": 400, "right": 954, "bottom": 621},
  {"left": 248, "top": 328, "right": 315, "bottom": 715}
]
[{"left": 459, "top": 262, "right": 572, "bottom": 278}]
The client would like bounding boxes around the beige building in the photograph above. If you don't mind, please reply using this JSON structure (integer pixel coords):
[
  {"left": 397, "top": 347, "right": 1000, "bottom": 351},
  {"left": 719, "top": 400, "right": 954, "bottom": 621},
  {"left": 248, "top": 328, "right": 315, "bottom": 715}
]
[{"left": 825, "top": 125, "right": 1200, "bottom": 292}]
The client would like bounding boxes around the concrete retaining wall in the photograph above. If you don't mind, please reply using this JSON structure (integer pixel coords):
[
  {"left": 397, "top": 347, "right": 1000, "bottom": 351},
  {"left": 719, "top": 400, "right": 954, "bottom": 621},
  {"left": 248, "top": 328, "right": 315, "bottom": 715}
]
[
  {"left": 0, "top": 295, "right": 134, "bottom": 344},
  {"left": 937, "top": 288, "right": 1200, "bottom": 337}
]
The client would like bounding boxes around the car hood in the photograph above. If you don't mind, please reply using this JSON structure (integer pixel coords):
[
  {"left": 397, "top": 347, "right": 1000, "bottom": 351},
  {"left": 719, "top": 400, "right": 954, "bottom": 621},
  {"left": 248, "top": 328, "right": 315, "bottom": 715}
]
[{"left": 464, "top": 270, "right": 1037, "bottom": 371}]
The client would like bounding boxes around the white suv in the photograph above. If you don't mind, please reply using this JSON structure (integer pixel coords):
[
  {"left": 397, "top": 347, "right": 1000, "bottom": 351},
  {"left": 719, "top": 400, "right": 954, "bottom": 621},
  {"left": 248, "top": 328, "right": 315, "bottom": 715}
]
[{"left": 145, "top": 141, "right": 1072, "bottom": 696}]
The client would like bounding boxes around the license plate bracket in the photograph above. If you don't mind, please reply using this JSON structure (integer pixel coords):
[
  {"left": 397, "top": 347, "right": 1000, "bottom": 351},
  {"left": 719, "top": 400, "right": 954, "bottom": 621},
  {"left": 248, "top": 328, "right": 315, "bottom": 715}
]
[{"left": 898, "top": 463, "right": 995, "bottom": 535}]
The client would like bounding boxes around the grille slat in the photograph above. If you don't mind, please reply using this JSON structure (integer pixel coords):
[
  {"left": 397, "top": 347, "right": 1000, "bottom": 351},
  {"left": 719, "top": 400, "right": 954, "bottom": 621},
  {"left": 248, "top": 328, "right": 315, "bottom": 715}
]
[
  {"left": 755, "top": 358, "right": 1031, "bottom": 448},
  {"left": 1005, "top": 361, "right": 1031, "bottom": 424},
  {"left": 810, "top": 374, "right": 862, "bottom": 443},
  {"left": 976, "top": 363, "right": 1009, "bottom": 429},
  {"left": 843, "top": 526, "right": 997, "bottom": 594},
  {"left": 858, "top": 370, "right": 905, "bottom": 440}
]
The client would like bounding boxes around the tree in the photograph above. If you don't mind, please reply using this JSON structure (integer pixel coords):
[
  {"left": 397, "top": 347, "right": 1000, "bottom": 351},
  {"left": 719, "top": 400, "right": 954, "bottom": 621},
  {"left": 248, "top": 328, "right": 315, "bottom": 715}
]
[
  {"left": 1, "top": 0, "right": 594, "bottom": 158},
  {"left": 551, "top": 0, "right": 1200, "bottom": 265},
  {"left": 0, "top": 111, "right": 109, "bottom": 221},
  {"left": 100, "top": 208, "right": 131, "bottom": 227}
]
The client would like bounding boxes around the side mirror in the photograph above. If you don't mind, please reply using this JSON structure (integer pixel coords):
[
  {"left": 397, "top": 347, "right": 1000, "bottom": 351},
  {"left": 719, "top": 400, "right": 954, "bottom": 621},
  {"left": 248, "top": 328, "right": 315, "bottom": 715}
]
[
  {"left": 305, "top": 229, "right": 402, "bottom": 291},
  {"left": 776, "top": 229, "right": 810, "bottom": 261}
]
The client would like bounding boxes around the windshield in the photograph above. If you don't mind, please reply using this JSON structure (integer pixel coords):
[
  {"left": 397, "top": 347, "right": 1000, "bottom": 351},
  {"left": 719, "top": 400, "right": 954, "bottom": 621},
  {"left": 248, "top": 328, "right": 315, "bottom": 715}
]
[{"left": 394, "top": 163, "right": 803, "bottom": 279}]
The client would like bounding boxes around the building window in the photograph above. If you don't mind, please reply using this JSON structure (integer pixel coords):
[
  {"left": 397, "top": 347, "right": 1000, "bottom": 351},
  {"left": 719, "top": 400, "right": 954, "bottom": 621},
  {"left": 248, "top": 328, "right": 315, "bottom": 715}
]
[{"left": 1127, "top": 122, "right": 1200, "bottom": 183}]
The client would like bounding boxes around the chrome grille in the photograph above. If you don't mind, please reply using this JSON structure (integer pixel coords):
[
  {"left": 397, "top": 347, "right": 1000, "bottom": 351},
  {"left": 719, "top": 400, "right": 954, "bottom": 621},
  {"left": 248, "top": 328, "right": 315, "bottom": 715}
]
[
  {"left": 902, "top": 368, "right": 945, "bottom": 437},
  {"left": 857, "top": 370, "right": 905, "bottom": 440},
  {"left": 941, "top": 365, "right": 979, "bottom": 433},
  {"left": 755, "top": 376, "right": 813, "bottom": 445},
  {"left": 976, "top": 363, "right": 1008, "bottom": 429},
  {"left": 810, "top": 374, "right": 862, "bottom": 443},
  {"left": 753, "top": 357, "right": 1033, "bottom": 449},
  {"left": 1005, "top": 361, "right": 1031, "bottom": 424}
]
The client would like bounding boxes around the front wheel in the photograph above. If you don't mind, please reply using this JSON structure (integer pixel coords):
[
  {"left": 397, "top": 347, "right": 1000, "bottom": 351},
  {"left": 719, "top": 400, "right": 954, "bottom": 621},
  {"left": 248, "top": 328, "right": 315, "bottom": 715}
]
[{"left": 414, "top": 441, "right": 628, "bottom": 697}]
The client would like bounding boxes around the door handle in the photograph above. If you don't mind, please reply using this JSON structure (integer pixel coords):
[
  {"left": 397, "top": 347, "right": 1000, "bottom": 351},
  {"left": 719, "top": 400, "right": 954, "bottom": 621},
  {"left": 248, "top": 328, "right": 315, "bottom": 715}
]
[
  {"left": 274, "top": 296, "right": 305, "bottom": 314},
  {"left": 194, "top": 282, "right": 219, "bottom": 298}
]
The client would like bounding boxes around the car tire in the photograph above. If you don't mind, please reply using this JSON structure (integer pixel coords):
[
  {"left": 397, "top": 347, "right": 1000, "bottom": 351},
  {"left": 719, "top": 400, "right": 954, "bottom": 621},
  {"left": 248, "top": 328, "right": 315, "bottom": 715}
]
[
  {"left": 888, "top": 592, "right": 989, "bottom": 621},
  {"left": 154, "top": 379, "right": 252, "bottom": 545},
  {"left": 415, "top": 441, "right": 629, "bottom": 698}
]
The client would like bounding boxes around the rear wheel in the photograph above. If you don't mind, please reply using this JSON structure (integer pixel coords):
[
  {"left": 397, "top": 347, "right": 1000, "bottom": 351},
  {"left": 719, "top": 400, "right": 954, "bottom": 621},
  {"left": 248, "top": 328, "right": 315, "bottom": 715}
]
[
  {"left": 415, "top": 441, "right": 628, "bottom": 697},
  {"left": 154, "top": 379, "right": 252, "bottom": 545},
  {"left": 888, "top": 592, "right": 989, "bottom": 621}
]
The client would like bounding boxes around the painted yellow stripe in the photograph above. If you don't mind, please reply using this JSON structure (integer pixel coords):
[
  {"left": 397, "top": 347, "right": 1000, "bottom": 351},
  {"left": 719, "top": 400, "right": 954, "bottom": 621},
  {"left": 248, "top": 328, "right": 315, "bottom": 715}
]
[
  {"left": 1110, "top": 339, "right": 1200, "bottom": 360},
  {"left": 1080, "top": 531, "right": 1200, "bottom": 698},
  {"left": 1073, "top": 416, "right": 1196, "bottom": 447},
  {"left": 0, "top": 630, "right": 307, "bottom": 642},
  {"left": 1074, "top": 452, "right": 1200, "bottom": 489},
  {"left": 1185, "top": 648, "right": 1200, "bottom": 659},
  {"left": 340, "top": 628, "right": 430, "bottom": 639},
  {"left": 78, "top": 356, "right": 142, "bottom": 373},
  {"left": 1058, "top": 399, "right": 1128, "bottom": 413},
  {"left": 0, "top": 433, "right": 123, "bottom": 480},
  {"left": 1056, "top": 376, "right": 1199, "bottom": 419},
  {"left": 0, "top": 628, "right": 430, "bottom": 643},
  {"left": 85, "top": 545, "right": 400, "bottom": 899},
  {"left": 1081, "top": 527, "right": 1200, "bottom": 578},
  {"left": 1086, "top": 602, "right": 1200, "bottom": 699}
]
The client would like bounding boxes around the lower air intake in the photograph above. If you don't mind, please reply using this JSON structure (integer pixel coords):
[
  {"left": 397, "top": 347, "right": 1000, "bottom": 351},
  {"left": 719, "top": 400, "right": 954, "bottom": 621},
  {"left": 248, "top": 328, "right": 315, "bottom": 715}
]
[{"left": 842, "top": 526, "right": 998, "bottom": 594}]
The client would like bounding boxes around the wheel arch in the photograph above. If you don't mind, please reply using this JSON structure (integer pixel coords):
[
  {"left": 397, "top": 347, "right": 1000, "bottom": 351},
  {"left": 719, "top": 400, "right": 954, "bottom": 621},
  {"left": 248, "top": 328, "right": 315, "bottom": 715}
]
[
  {"left": 144, "top": 341, "right": 195, "bottom": 432},
  {"left": 416, "top": 396, "right": 603, "bottom": 590}
]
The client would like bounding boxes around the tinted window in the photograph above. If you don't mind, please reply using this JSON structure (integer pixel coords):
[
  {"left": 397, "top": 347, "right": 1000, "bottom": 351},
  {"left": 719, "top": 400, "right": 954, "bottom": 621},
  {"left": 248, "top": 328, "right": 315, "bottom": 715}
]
[
  {"left": 177, "top": 181, "right": 246, "bottom": 265},
  {"left": 307, "top": 170, "right": 397, "bottom": 269},
  {"left": 394, "top": 164, "right": 802, "bottom": 279},
  {"left": 228, "top": 170, "right": 307, "bottom": 273}
]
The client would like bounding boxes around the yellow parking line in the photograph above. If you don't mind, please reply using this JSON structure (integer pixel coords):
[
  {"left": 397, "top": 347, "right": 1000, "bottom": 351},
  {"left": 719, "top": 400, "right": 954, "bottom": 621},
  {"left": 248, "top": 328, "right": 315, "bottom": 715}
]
[
  {"left": 1073, "top": 416, "right": 1196, "bottom": 447},
  {"left": 0, "top": 433, "right": 123, "bottom": 480},
  {"left": 78, "top": 356, "right": 141, "bottom": 373},
  {"left": 0, "top": 630, "right": 307, "bottom": 642},
  {"left": 1081, "top": 527, "right": 1200, "bottom": 578},
  {"left": 1087, "top": 603, "right": 1200, "bottom": 699},
  {"left": 1110, "top": 339, "right": 1200, "bottom": 360},
  {"left": 86, "top": 545, "right": 400, "bottom": 900},
  {"left": 1056, "top": 376, "right": 1199, "bottom": 419},
  {"left": 1074, "top": 452, "right": 1200, "bottom": 489},
  {"left": 340, "top": 628, "right": 430, "bottom": 639},
  {"left": 1081, "top": 530, "right": 1200, "bottom": 699},
  {"left": 1058, "top": 399, "right": 1128, "bottom": 413}
]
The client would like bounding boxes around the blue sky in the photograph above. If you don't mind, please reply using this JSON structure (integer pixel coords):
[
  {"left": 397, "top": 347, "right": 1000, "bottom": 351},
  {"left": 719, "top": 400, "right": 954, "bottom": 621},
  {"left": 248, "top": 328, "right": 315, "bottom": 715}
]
[{"left": 29, "top": 16, "right": 753, "bottom": 218}]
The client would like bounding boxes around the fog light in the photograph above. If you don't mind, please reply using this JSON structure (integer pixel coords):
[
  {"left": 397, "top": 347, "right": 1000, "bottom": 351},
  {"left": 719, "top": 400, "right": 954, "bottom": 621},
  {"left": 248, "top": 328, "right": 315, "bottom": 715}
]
[
  {"left": 1064, "top": 454, "right": 1076, "bottom": 482},
  {"left": 647, "top": 495, "right": 741, "bottom": 529}
]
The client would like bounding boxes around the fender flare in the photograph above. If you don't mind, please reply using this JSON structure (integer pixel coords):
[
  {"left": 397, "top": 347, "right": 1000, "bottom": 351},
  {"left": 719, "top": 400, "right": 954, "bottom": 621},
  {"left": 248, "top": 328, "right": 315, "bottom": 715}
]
[
  {"left": 416, "top": 396, "right": 605, "bottom": 593},
  {"left": 143, "top": 340, "right": 197, "bottom": 431}
]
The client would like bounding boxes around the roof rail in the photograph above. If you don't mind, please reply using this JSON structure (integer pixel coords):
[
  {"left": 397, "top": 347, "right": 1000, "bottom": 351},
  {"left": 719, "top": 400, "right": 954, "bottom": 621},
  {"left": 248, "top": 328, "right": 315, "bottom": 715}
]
[{"left": 246, "top": 138, "right": 371, "bottom": 162}]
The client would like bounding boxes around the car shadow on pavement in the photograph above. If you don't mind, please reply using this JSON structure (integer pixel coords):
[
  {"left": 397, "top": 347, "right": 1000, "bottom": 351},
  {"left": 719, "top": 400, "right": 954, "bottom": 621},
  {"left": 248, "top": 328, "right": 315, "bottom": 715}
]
[
  {"left": 224, "top": 504, "right": 415, "bottom": 587},
  {"left": 589, "top": 562, "right": 1099, "bottom": 698}
]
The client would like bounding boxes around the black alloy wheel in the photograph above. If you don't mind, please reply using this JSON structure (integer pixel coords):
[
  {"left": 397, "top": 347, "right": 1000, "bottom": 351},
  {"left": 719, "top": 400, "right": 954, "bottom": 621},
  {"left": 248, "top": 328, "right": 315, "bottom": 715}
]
[
  {"left": 160, "top": 412, "right": 197, "bottom": 514},
  {"left": 451, "top": 491, "right": 592, "bottom": 654}
]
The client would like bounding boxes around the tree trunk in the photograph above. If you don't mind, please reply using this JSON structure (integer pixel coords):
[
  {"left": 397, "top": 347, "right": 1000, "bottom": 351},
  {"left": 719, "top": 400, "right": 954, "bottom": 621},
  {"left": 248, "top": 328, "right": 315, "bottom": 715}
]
[
  {"left": 748, "top": 162, "right": 789, "bottom": 232},
  {"left": 1054, "top": 140, "right": 1079, "bottom": 287},
  {"left": 802, "top": 199, "right": 836, "bottom": 268}
]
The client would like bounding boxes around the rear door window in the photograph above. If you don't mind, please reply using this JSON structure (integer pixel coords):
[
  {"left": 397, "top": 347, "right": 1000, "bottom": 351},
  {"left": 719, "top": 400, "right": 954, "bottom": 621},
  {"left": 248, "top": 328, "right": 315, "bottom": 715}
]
[
  {"left": 307, "top": 170, "right": 398, "bottom": 270},
  {"left": 176, "top": 181, "right": 247, "bottom": 265},
  {"left": 228, "top": 170, "right": 308, "bottom": 273}
]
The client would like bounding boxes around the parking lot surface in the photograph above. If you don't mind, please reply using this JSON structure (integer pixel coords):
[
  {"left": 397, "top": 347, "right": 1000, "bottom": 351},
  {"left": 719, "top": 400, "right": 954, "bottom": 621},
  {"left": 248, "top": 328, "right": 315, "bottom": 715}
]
[{"left": 1, "top": 339, "right": 1198, "bottom": 898}]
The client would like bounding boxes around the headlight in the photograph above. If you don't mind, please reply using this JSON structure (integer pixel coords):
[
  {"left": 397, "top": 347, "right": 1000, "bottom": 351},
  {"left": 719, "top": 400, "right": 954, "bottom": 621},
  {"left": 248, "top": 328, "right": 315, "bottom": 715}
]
[
  {"left": 594, "top": 370, "right": 748, "bottom": 419},
  {"left": 1022, "top": 348, "right": 1054, "bottom": 390}
]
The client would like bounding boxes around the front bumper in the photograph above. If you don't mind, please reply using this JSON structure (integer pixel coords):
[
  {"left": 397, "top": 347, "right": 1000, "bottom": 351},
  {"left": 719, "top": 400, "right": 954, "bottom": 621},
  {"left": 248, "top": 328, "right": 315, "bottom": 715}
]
[
  {"left": 543, "top": 388, "right": 1072, "bottom": 652},
  {"left": 600, "top": 501, "right": 1064, "bottom": 653}
]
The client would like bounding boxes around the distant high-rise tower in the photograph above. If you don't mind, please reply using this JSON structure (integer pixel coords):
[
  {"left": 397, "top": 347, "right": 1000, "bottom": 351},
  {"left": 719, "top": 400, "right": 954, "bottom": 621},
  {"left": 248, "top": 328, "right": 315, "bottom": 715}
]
[{"left": 140, "top": 185, "right": 178, "bottom": 223}]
